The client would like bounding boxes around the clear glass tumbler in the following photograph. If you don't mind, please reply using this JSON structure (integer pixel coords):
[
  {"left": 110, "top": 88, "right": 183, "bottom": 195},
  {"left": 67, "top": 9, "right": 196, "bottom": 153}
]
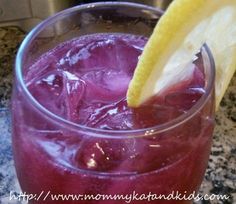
[{"left": 12, "top": 2, "right": 215, "bottom": 204}]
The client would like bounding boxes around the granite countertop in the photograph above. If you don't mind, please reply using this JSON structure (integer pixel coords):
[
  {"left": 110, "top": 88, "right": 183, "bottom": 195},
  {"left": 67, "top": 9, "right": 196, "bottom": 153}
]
[{"left": 0, "top": 26, "right": 235, "bottom": 204}]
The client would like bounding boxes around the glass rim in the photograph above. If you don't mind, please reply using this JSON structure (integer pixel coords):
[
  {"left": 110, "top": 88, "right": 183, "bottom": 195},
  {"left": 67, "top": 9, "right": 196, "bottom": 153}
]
[{"left": 15, "top": 2, "right": 215, "bottom": 139}]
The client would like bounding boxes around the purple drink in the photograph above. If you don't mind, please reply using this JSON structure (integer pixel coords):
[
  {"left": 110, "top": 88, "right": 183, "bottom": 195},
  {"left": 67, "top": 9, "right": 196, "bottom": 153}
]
[{"left": 12, "top": 3, "right": 215, "bottom": 204}]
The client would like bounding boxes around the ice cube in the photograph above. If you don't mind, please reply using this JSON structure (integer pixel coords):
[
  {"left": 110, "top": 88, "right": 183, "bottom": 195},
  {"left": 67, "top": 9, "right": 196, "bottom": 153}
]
[
  {"left": 57, "top": 34, "right": 143, "bottom": 76},
  {"left": 74, "top": 138, "right": 135, "bottom": 172},
  {"left": 28, "top": 70, "right": 85, "bottom": 122},
  {"left": 82, "top": 69, "right": 131, "bottom": 102}
]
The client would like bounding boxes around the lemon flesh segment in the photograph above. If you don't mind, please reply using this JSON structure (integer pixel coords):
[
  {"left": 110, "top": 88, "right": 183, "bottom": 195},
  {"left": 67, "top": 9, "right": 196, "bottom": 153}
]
[{"left": 127, "top": 0, "right": 236, "bottom": 109}]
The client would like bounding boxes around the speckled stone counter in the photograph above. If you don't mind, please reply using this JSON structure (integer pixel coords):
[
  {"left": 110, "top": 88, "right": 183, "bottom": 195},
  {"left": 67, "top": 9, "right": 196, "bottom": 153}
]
[{"left": 0, "top": 26, "right": 235, "bottom": 204}]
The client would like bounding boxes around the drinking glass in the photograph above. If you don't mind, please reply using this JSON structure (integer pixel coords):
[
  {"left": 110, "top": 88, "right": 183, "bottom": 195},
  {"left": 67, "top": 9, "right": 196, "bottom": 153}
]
[{"left": 12, "top": 2, "right": 215, "bottom": 204}]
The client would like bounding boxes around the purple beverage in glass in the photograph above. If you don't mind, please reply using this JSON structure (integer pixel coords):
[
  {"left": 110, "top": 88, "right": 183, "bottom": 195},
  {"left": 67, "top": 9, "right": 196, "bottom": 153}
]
[{"left": 12, "top": 3, "right": 215, "bottom": 204}]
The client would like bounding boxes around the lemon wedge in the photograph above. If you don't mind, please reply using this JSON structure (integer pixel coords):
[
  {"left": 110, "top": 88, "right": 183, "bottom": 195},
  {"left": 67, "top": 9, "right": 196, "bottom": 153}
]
[{"left": 127, "top": 0, "right": 236, "bottom": 109}]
